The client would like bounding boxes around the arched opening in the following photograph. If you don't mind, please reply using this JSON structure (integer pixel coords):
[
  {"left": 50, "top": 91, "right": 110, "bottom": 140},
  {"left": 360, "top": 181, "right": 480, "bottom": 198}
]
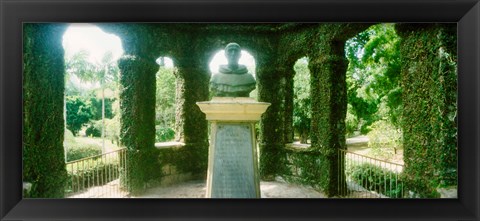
[
  {"left": 21, "top": 23, "right": 457, "bottom": 199},
  {"left": 62, "top": 23, "right": 124, "bottom": 160},
  {"left": 342, "top": 23, "right": 405, "bottom": 198},
  {"left": 154, "top": 56, "right": 177, "bottom": 144},
  {"left": 344, "top": 23, "right": 403, "bottom": 161},
  {"left": 292, "top": 57, "right": 311, "bottom": 144}
]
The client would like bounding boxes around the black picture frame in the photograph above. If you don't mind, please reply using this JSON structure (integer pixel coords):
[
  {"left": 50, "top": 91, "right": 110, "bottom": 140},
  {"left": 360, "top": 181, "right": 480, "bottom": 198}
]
[{"left": 1, "top": 0, "right": 479, "bottom": 220}]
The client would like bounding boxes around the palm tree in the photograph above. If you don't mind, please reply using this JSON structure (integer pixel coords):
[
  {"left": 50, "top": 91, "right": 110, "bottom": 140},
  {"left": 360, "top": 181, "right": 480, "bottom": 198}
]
[{"left": 65, "top": 50, "right": 119, "bottom": 153}]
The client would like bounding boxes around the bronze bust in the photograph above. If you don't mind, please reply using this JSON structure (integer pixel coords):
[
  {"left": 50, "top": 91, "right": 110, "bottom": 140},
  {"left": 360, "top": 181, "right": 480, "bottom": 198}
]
[{"left": 210, "top": 43, "right": 256, "bottom": 97}]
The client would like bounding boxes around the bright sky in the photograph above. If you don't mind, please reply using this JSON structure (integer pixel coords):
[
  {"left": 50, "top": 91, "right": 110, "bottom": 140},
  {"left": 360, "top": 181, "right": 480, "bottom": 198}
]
[
  {"left": 209, "top": 50, "right": 256, "bottom": 75},
  {"left": 62, "top": 23, "right": 256, "bottom": 85},
  {"left": 63, "top": 23, "right": 124, "bottom": 63}
]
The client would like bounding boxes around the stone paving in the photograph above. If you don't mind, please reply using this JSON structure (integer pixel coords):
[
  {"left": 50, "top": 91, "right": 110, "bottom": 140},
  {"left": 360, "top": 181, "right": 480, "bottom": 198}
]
[{"left": 68, "top": 179, "right": 326, "bottom": 198}]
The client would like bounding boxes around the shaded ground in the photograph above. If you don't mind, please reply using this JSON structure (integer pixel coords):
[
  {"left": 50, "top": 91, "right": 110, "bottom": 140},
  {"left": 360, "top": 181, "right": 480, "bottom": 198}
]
[
  {"left": 68, "top": 179, "right": 129, "bottom": 198},
  {"left": 67, "top": 136, "right": 401, "bottom": 199},
  {"left": 136, "top": 179, "right": 326, "bottom": 198},
  {"left": 68, "top": 178, "right": 378, "bottom": 198}
]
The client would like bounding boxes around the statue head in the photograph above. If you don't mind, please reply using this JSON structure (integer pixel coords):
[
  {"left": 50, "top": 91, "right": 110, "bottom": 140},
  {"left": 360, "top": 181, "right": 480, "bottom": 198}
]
[
  {"left": 224, "top": 43, "right": 241, "bottom": 69},
  {"left": 210, "top": 42, "right": 256, "bottom": 97}
]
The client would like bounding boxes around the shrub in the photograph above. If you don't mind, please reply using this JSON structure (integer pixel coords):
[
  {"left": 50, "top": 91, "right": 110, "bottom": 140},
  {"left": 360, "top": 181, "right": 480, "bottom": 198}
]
[
  {"left": 66, "top": 95, "right": 93, "bottom": 136},
  {"left": 155, "top": 127, "right": 175, "bottom": 142},
  {"left": 346, "top": 162, "right": 404, "bottom": 198},
  {"left": 85, "top": 124, "right": 102, "bottom": 137},
  {"left": 65, "top": 143, "right": 102, "bottom": 162}
]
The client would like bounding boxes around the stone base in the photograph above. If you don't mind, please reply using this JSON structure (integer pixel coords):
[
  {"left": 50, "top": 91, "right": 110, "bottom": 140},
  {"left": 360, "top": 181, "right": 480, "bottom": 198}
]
[
  {"left": 197, "top": 97, "right": 270, "bottom": 121},
  {"left": 197, "top": 97, "right": 270, "bottom": 198}
]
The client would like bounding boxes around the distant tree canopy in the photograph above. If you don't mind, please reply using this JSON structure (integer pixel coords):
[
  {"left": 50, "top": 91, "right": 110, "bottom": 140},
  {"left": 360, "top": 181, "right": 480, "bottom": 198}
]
[
  {"left": 65, "top": 96, "right": 93, "bottom": 136},
  {"left": 155, "top": 65, "right": 176, "bottom": 128},
  {"left": 155, "top": 63, "right": 176, "bottom": 142},
  {"left": 65, "top": 50, "right": 119, "bottom": 84},
  {"left": 293, "top": 57, "right": 311, "bottom": 144},
  {"left": 345, "top": 23, "right": 402, "bottom": 133},
  {"left": 89, "top": 96, "right": 114, "bottom": 120},
  {"left": 290, "top": 24, "right": 402, "bottom": 141},
  {"left": 64, "top": 50, "right": 120, "bottom": 136}
]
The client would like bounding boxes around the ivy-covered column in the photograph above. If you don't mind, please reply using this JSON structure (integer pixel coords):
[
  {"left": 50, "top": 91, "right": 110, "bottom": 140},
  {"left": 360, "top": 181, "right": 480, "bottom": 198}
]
[
  {"left": 174, "top": 57, "right": 210, "bottom": 177},
  {"left": 396, "top": 24, "right": 457, "bottom": 197},
  {"left": 23, "top": 24, "right": 68, "bottom": 197},
  {"left": 257, "top": 55, "right": 287, "bottom": 181},
  {"left": 283, "top": 64, "right": 295, "bottom": 144},
  {"left": 118, "top": 53, "right": 160, "bottom": 194},
  {"left": 308, "top": 40, "right": 348, "bottom": 197}
]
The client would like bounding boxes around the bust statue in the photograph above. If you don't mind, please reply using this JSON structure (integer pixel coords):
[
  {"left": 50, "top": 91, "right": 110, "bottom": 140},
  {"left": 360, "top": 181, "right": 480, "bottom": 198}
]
[{"left": 210, "top": 43, "right": 256, "bottom": 97}]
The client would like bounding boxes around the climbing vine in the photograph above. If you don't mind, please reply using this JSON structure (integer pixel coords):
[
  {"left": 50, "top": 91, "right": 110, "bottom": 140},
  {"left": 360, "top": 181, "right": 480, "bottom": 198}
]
[
  {"left": 23, "top": 23, "right": 68, "bottom": 198},
  {"left": 396, "top": 23, "right": 457, "bottom": 197},
  {"left": 21, "top": 23, "right": 457, "bottom": 198}
]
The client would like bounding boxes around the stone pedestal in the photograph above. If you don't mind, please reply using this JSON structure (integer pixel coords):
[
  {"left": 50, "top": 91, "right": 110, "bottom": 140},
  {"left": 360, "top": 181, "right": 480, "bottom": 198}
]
[{"left": 197, "top": 97, "right": 270, "bottom": 198}]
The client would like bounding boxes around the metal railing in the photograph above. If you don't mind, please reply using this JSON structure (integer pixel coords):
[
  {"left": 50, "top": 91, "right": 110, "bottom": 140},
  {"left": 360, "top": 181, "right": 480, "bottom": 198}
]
[
  {"left": 338, "top": 149, "right": 405, "bottom": 198},
  {"left": 65, "top": 148, "right": 129, "bottom": 198}
]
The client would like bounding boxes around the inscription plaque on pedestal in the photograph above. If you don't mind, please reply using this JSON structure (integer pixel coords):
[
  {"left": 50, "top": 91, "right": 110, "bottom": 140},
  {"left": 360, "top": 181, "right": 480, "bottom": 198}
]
[
  {"left": 197, "top": 97, "right": 270, "bottom": 198},
  {"left": 211, "top": 123, "right": 257, "bottom": 198}
]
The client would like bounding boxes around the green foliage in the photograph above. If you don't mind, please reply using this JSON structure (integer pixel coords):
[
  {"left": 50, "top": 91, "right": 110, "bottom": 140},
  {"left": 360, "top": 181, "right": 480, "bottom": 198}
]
[
  {"left": 367, "top": 120, "right": 402, "bottom": 159},
  {"left": 65, "top": 143, "right": 102, "bottom": 162},
  {"left": 66, "top": 95, "right": 93, "bottom": 136},
  {"left": 345, "top": 23, "right": 402, "bottom": 132},
  {"left": 397, "top": 24, "right": 457, "bottom": 197},
  {"left": 346, "top": 163, "right": 404, "bottom": 198},
  {"left": 155, "top": 65, "right": 176, "bottom": 132},
  {"left": 105, "top": 116, "right": 121, "bottom": 144},
  {"left": 23, "top": 23, "right": 68, "bottom": 198},
  {"left": 283, "top": 150, "right": 323, "bottom": 189},
  {"left": 65, "top": 50, "right": 119, "bottom": 84},
  {"left": 119, "top": 55, "right": 161, "bottom": 194},
  {"left": 345, "top": 104, "right": 359, "bottom": 136},
  {"left": 293, "top": 57, "right": 311, "bottom": 143},
  {"left": 156, "top": 127, "right": 175, "bottom": 142},
  {"left": 86, "top": 123, "right": 102, "bottom": 137},
  {"left": 89, "top": 96, "right": 115, "bottom": 120},
  {"left": 65, "top": 49, "right": 120, "bottom": 143}
]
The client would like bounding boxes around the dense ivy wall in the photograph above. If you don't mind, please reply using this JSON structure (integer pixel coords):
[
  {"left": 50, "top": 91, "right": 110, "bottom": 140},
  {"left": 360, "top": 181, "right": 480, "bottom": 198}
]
[
  {"left": 168, "top": 29, "right": 214, "bottom": 176},
  {"left": 20, "top": 23, "right": 368, "bottom": 197},
  {"left": 283, "top": 65, "right": 295, "bottom": 144},
  {"left": 269, "top": 24, "right": 369, "bottom": 196},
  {"left": 396, "top": 24, "right": 457, "bottom": 197},
  {"left": 24, "top": 23, "right": 457, "bottom": 198},
  {"left": 308, "top": 40, "right": 348, "bottom": 196},
  {"left": 109, "top": 25, "right": 164, "bottom": 193},
  {"left": 23, "top": 24, "right": 68, "bottom": 197},
  {"left": 282, "top": 146, "right": 324, "bottom": 189},
  {"left": 157, "top": 145, "right": 206, "bottom": 183},
  {"left": 253, "top": 36, "right": 286, "bottom": 180},
  {"left": 174, "top": 63, "right": 210, "bottom": 175},
  {"left": 257, "top": 66, "right": 288, "bottom": 180},
  {"left": 118, "top": 54, "right": 160, "bottom": 193}
]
